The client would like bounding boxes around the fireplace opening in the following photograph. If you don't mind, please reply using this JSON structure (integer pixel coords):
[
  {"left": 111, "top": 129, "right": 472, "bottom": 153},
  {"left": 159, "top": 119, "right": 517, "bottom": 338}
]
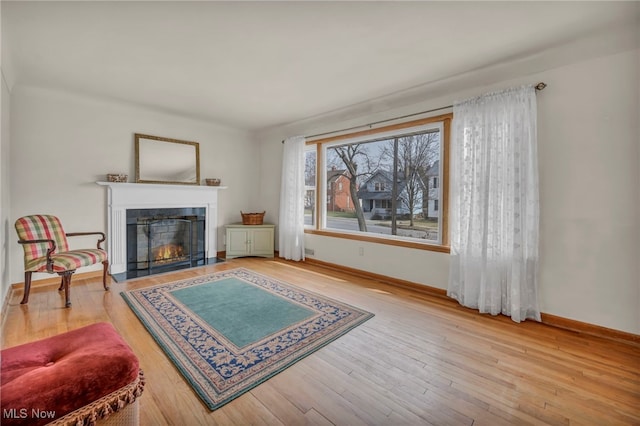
[
  {"left": 146, "top": 218, "right": 192, "bottom": 271},
  {"left": 125, "top": 208, "right": 207, "bottom": 279}
]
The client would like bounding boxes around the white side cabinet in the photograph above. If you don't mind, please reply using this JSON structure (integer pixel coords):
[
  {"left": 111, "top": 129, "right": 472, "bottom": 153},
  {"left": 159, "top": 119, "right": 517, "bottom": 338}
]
[{"left": 225, "top": 223, "right": 275, "bottom": 259}]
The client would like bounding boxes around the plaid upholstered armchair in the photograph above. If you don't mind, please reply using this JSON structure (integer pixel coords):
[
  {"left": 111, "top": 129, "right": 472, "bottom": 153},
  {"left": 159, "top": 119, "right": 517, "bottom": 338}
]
[{"left": 15, "top": 215, "right": 109, "bottom": 307}]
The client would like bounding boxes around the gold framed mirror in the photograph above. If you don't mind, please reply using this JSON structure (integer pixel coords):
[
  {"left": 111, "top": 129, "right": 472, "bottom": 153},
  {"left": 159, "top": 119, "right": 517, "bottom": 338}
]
[{"left": 135, "top": 133, "right": 200, "bottom": 185}]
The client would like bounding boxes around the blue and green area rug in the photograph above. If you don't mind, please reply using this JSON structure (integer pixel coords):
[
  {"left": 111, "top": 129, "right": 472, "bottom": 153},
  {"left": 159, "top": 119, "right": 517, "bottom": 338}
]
[{"left": 121, "top": 267, "right": 374, "bottom": 410}]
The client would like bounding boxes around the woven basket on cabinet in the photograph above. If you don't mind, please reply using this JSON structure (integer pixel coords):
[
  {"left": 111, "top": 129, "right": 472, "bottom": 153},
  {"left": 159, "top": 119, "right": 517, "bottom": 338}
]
[{"left": 240, "top": 211, "right": 265, "bottom": 225}]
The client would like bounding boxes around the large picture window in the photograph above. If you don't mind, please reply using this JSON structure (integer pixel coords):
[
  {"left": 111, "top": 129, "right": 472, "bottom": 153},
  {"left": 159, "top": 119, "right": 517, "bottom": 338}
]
[{"left": 304, "top": 114, "right": 451, "bottom": 252}]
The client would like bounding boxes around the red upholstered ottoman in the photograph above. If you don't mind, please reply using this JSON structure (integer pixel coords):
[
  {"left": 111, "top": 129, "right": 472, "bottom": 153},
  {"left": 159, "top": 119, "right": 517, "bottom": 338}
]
[{"left": 1, "top": 322, "right": 144, "bottom": 426}]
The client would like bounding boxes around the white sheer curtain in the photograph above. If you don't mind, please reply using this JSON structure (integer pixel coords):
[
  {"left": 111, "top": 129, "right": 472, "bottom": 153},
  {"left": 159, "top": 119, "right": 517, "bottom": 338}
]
[
  {"left": 279, "top": 136, "right": 306, "bottom": 261},
  {"left": 448, "top": 85, "right": 540, "bottom": 323}
]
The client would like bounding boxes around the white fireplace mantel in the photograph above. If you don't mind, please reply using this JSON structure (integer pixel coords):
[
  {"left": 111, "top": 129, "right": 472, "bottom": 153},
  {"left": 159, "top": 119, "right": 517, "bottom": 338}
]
[{"left": 96, "top": 181, "right": 227, "bottom": 275}]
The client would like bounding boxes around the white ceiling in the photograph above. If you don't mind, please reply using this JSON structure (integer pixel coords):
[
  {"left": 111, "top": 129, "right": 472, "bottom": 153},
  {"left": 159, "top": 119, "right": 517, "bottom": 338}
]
[{"left": 2, "top": 1, "right": 638, "bottom": 131}]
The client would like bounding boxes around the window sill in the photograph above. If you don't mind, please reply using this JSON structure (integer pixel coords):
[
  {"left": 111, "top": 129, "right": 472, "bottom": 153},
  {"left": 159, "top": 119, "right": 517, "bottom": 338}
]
[{"left": 304, "top": 229, "right": 450, "bottom": 254}]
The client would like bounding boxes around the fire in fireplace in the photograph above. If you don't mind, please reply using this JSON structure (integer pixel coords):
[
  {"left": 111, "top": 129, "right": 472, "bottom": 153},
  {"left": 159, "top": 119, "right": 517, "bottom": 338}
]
[
  {"left": 153, "top": 244, "right": 186, "bottom": 264},
  {"left": 125, "top": 208, "right": 207, "bottom": 278}
]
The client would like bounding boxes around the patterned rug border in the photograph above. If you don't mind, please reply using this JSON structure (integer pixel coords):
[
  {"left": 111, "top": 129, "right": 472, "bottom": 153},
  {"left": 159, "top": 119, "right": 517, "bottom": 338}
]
[{"left": 121, "top": 267, "right": 374, "bottom": 410}]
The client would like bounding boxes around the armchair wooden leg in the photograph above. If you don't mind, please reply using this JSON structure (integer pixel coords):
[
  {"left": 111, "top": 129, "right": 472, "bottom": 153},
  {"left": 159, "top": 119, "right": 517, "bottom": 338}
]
[
  {"left": 61, "top": 271, "right": 74, "bottom": 308},
  {"left": 20, "top": 272, "right": 33, "bottom": 304},
  {"left": 102, "top": 260, "right": 109, "bottom": 291},
  {"left": 58, "top": 277, "right": 64, "bottom": 291}
]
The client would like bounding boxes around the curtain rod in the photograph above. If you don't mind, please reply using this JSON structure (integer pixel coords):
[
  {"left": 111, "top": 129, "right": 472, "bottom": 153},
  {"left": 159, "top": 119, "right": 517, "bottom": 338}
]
[{"left": 282, "top": 82, "right": 547, "bottom": 143}]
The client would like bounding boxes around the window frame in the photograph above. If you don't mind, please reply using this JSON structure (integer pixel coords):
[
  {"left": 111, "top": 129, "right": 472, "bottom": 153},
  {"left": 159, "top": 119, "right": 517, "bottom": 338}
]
[{"left": 304, "top": 113, "right": 451, "bottom": 254}]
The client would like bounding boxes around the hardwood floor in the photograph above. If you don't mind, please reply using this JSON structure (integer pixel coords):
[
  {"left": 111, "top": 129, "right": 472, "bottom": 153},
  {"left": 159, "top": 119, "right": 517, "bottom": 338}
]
[{"left": 2, "top": 258, "right": 639, "bottom": 425}]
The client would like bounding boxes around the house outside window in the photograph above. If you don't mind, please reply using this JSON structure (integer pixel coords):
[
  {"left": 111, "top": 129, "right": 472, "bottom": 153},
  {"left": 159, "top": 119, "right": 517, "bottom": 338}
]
[
  {"left": 424, "top": 160, "right": 440, "bottom": 220},
  {"left": 326, "top": 167, "right": 354, "bottom": 213},
  {"left": 303, "top": 114, "right": 451, "bottom": 251}
]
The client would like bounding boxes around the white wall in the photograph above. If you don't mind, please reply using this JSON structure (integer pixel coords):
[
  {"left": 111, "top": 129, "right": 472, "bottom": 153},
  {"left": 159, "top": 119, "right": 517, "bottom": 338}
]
[
  {"left": 257, "top": 49, "right": 640, "bottom": 334},
  {"left": 9, "top": 86, "right": 259, "bottom": 285},
  {"left": 1, "top": 70, "right": 11, "bottom": 308},
  {"left": 536, "top": 49, "right": 639, "bottom": 335}
]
